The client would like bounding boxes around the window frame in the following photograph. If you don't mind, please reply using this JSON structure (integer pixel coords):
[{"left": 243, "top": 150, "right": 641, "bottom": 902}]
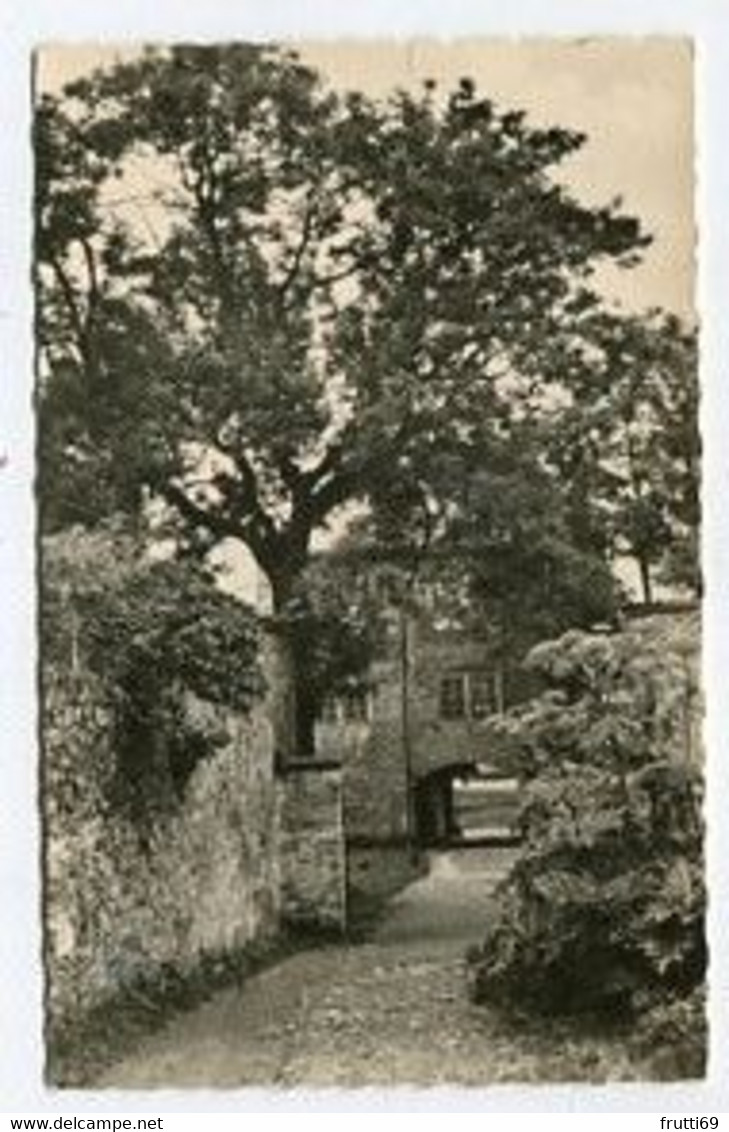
[
  {"left": 439, "top": 672, "right": 468, "bottom": 720},
  {"left": 439, "top": 669, "right": 495, "bottom": 721}
]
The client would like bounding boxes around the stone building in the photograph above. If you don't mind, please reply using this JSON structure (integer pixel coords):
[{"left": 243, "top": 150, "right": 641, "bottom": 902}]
[
  {"left": 315, "top": 602, "right": 702, "bottom": 849},
  {"left": 315, "top": 612, "right": 531, "bottom": 847}
]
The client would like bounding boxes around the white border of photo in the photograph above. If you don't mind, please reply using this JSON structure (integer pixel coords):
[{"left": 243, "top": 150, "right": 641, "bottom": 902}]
[{"left": 1, "top": 0, "right": 726, "bottom": 1116}]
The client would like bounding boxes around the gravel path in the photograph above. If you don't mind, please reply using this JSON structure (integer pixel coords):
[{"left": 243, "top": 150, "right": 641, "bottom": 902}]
[{"left": 96, "top": 848, "right": 635, "bottom": 1087}]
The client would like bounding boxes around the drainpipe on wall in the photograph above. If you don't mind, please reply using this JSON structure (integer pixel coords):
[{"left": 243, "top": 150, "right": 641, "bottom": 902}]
[
  {"left": 400, "top": 605, "right": 416, "bottom": 859},
  {"left": 494, "top": 663, "right": 505, "bottom": 717}
]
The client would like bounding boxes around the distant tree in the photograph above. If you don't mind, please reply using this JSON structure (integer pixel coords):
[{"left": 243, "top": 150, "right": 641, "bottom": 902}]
[
  {"left": 364, "top": 425, "right": 620, "bottom": 678},
  {"left": 458, "top": 450, "right": 619, "bottom": 660},
  {"left": 36, "top": 45, "right": 650, "bottom": 753},
  {"left": 543, "top": 311, "right": 700, "bottom": 604}
]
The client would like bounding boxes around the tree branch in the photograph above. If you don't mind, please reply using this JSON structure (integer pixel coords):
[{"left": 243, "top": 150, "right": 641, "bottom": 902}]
[
  {"left": 208, "top": 445, "right": 285, "bottom": 563},
  {"left": 79, "top": 235, "right": 100, "bottom": 311},
  {"left": 311, "top": 259, "right": 363, "bottom": 290},
  {"left": 278, "top": 193, "right": 317, "bottom": 299},
  {"left": 161, "top": 480, "right": 242, "bottom": 543},
  {"left": 49, "top": 254, "right": 94, "bottom": 374}
]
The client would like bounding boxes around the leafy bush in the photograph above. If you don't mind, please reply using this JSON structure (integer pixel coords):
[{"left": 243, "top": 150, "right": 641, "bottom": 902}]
[
  {"left": 42, "top": 524, "right": 265, "bottom": 825},
  {"left": 469, "top": 613, "right": 705, "bottom": 1030}
]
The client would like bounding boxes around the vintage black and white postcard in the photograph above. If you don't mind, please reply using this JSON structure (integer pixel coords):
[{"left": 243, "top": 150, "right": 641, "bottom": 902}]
[{"left": 2, "top": 0, "right": 728, "bottom": 1115}]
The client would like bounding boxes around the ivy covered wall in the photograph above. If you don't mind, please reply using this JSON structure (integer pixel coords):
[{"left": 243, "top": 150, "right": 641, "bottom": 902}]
[
  {"left": 41, "top": 526, "right": 348, "bottom": 1042},
  {"left": 43, "top": 667, "right": 280, "bottom": 1035}
]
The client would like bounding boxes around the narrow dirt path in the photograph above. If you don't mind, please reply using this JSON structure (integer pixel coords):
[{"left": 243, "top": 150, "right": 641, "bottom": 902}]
[{"left": 96, "top": 848, "right": 634, "bottom": 1087}]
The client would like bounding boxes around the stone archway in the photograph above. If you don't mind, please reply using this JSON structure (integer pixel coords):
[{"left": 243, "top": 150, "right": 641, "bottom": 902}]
[
  {"left": 414, "top": 762, "right": 523, "bottom": 848},
  {"left": 413, "top": 762, "right": 474, "bottom": 847}
]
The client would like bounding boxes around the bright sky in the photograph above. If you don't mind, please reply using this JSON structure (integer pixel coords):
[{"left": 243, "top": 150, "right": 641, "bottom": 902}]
[
  {"left": 38, "top": 37, "right": 695, "bottom": 318},
  {"left": 303, "top": 39, "right": 695, "bottom": 318}
]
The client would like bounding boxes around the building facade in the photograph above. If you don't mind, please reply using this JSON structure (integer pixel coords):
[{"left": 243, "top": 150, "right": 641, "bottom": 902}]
[{"left": 315, "top": 614, "right": 531, "bottom": 846}]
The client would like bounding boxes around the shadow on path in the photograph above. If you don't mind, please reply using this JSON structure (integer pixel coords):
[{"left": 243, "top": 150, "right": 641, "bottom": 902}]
[{"left": 97, "top": 847, "right": 559, "bottom": 1088}]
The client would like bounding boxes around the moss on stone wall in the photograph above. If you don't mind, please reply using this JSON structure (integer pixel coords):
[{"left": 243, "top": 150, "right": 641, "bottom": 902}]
[{"left": 43, "top": 666, "right": 280, "bottom": 1044}]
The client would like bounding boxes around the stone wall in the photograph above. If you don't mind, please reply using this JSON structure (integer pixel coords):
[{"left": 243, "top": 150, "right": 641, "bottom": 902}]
[
  {"left": 43, "top": 669, "right": 280, "bottom": 1033},
  {"left": 277, "top": 763, "right": 347, "bottom": 933}
]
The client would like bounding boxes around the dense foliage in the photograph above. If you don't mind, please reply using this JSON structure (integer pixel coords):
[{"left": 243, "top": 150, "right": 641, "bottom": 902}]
[
  {"left": 469, "top": 613, "right": 705, "bottom": 1045},
  {"left": 35, "top": 45, "right": 669, "bottom": 749},
  {"left": 438, "top": 437, "right": 620, "bottom": 658},
  {"left": 282, "top": 553, "right": 392, "bottom": 753},
  {"left": 43, "top": 525, "right": 264, "bottom": 823}
]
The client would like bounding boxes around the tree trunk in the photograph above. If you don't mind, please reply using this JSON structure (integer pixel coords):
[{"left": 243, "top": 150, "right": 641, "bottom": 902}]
[
  {"left": 268, "top": 570, "right": 299, "bottom": 766},
  {"left": 266, "top": 627, "right": 298, "bottom": 768},
  {"left": 268, "top": 563, "right": 320, "bottom": 763},
  {"left": 638, "top": 554, "right": 653, "bottom": 607},
  {"left": 293, "top": 669, "right": 318, "bottom": 759}
]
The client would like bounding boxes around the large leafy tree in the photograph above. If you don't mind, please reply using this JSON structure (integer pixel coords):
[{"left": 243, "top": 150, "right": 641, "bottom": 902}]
[{"left": 36, "top": 44, "right": 650, "bottom": 753}]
